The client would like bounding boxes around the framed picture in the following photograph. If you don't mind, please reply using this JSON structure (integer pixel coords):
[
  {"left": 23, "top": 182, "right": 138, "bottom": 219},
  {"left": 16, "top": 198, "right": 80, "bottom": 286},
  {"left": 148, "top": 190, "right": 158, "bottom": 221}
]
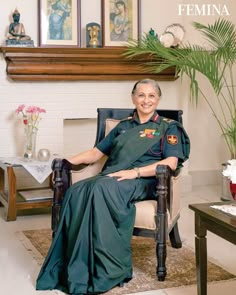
[
  {"left": 38, "top": 0, "right": 81, "bottom": 47},
  {"left": 101, "top": 0, "right": 141, "bottom": 47}
]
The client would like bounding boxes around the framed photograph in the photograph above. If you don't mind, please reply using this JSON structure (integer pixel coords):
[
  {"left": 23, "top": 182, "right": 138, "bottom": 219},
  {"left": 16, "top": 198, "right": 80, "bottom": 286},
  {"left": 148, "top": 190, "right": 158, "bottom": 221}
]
[
  {"left": 102, "top": 0, "right": 141, "bottom": 47},
  {"left": 38, "top": 0, "right": 81, "bottom": 47}
]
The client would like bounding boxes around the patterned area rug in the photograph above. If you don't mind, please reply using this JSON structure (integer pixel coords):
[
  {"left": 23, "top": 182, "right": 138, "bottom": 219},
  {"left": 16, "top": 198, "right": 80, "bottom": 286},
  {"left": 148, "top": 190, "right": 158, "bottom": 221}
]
[{"left": 18, "top": 229, "right": 235, "bottom": 294}]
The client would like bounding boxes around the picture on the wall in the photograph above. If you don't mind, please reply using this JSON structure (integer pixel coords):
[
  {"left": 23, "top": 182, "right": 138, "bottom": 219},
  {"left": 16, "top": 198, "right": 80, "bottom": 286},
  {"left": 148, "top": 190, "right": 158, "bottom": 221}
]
[
  {"left": 38, "top": 0, "right": 81, "bottom": 47},
  {"left": 101, "top": 0, "right": 141, "bottom": 47}
]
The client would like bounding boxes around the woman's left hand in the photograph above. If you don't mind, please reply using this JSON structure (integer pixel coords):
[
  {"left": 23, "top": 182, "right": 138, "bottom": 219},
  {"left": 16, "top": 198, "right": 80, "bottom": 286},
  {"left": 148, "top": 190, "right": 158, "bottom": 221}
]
[{"left": 107, "top": 169, "right": 137, "bottom": 181}]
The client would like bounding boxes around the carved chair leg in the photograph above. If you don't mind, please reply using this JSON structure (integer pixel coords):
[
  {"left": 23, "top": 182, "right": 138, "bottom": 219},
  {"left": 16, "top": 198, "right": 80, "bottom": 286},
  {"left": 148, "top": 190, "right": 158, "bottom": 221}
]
[
  {"left": 155, "top": 165, "right": 171, "bottom": 281},
  {"left": 156, "top": 242, "right": 166, "bottom": 281},
  {"left": 169, "top": 222, "right": 182, "bottom": 249},
  {"left": 156, "top": 224, "right": 167, "bottom": 281}
]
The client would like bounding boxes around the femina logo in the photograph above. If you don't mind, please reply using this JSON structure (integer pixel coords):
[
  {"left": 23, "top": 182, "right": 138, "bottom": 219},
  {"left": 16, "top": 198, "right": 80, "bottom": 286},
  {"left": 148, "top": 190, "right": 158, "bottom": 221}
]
[{"left": 178, "top": 4, "right": 230, "bottom": 16}]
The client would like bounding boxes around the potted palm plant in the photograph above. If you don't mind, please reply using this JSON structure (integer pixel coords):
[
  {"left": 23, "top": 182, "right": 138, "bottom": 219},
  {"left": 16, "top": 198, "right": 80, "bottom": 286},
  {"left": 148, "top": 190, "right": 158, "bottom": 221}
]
[{"left": 124, "top": 18, "right": 236, "bottom": 159}]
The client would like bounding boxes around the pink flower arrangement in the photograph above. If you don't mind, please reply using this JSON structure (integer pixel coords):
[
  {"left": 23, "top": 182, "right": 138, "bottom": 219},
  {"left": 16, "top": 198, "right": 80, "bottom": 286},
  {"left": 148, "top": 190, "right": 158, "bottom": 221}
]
[
  {"left": 16, "top": 104, "right": 46, "bottom": 160},
  {"left": 16, "top": 104, "right": 46, "bottom": 131}
]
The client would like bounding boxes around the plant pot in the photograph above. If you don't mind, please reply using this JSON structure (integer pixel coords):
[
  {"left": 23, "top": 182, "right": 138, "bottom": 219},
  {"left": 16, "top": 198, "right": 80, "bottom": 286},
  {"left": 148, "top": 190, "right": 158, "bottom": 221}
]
[
  {"left": 221, "top": 163, "right": 232, "bottom": 201},
  {"left": 229, "top": 181, "right": 236, "bottom": 200}
]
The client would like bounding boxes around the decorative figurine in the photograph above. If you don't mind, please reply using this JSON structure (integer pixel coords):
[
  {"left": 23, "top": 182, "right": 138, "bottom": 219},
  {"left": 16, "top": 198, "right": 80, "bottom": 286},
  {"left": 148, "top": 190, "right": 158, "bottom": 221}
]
[
  {"left": 6, "top": 8, "right": 34, "bottom": 47},
  {"left": 86, "top": 22, "right": 102, "bottom": 48},
  {"left": 148, "top": 28, "right": 158, "bottom": 40}
]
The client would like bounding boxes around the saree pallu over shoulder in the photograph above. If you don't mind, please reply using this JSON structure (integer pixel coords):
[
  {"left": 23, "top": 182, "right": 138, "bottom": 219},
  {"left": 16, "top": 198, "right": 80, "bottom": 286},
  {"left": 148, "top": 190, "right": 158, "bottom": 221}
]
[
  {"left": 102, "top": 121, "right": 166, "bottom": 174},
  {"left": 102, "top": 117, "right": 190, "bottom": 174}
]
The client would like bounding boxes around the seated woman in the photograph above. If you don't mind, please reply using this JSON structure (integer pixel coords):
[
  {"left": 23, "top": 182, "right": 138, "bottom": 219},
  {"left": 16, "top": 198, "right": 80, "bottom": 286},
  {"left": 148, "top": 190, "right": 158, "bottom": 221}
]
[
  {"left": 36, "top": 79, "right": 190, "bottom": 294},
  {"left": 110, "top": 0, "right": 129, "bottom": 42},
  {"left": 7, "top": 9, "right": 31, "bottom": 40}
]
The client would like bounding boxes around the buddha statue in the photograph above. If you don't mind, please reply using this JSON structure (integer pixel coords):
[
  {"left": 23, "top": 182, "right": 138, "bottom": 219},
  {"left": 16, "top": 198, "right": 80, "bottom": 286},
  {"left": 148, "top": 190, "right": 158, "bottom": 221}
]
[{"left": 7, "top": 9, "right": 31, "bottom": 40}]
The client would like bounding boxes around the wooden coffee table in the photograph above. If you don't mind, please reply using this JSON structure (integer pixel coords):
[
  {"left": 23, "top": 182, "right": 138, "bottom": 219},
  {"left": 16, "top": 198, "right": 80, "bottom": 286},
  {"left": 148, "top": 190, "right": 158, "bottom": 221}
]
[{"left": 189, "top": 201, "right": 236, "bottom": 295}]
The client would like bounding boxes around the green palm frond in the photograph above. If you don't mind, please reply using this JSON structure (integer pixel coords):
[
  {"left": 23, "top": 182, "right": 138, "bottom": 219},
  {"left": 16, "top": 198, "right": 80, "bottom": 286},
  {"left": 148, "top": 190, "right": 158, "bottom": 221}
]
[
  {"left": 194, "top": 19, "right": 236, "bottom": 47},
  {"left": 193, "top": 19, "right": 236, "bottom": 64},
  {"left": 126, "top": 37, "right": 223, "bottom": 100},
  {"left": 125, "top": 18, "right": 236, "bottom": 157}
]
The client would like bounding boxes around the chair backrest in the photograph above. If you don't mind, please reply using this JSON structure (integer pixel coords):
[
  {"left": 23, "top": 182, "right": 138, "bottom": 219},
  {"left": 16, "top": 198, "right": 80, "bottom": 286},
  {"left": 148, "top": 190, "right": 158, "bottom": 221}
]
[{"left": 95, "top": 108, "right": 183, "bottom": 145}]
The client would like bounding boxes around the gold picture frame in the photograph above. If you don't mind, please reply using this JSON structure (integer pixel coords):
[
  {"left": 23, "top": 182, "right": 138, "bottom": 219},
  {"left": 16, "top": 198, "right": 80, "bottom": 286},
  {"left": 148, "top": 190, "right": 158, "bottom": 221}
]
[
  {"left": 102, "top": 0, "right": 141, "bottom": 47},
  {"left": 38, "top": 0, "right": 81, "bottom": 47}
]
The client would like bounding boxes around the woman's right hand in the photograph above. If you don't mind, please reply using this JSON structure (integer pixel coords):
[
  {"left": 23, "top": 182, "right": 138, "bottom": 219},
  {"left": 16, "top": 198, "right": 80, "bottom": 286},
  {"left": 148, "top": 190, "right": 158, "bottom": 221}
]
[{"left": 107, "top": 169, "right": 138, "bottom": 181}]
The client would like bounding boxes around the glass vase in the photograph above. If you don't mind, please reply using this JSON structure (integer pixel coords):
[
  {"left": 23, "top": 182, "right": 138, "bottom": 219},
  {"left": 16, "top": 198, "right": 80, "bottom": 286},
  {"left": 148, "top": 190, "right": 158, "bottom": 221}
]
[{"left": 23, "top": 127, "right": 37, "bottom": 161}]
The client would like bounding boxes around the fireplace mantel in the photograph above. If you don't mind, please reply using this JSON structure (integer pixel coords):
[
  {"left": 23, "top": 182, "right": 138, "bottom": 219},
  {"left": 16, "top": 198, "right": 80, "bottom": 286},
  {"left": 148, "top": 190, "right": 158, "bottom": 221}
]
[{"left": 0, "top": 47, "right": 177, "bottom": 82}]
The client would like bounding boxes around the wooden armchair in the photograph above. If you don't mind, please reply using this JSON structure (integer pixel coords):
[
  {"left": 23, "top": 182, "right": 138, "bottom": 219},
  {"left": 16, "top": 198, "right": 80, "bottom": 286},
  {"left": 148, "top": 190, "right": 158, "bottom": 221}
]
[{"left": 51, "top": 108, "right": 184, "bottom": 281}]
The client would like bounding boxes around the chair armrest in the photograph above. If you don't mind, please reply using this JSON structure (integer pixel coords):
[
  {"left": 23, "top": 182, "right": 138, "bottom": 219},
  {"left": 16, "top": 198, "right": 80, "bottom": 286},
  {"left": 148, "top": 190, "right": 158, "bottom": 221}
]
[{"left": 51, "top": 158, "right": 87, "bottom": 234}]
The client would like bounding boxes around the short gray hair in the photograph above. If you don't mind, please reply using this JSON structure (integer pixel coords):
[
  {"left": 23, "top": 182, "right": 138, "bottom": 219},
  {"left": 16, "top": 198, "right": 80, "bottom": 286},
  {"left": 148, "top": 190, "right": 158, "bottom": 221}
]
[{"left": 131, "top": 79, "right": 162, "bottom": 98}]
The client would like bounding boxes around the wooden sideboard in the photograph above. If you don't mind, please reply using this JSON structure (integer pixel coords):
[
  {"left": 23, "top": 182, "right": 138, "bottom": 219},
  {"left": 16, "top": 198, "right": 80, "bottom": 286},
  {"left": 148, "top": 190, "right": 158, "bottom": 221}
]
[{"left": 0, "top": 47, "right": 177, "bottom": 82}]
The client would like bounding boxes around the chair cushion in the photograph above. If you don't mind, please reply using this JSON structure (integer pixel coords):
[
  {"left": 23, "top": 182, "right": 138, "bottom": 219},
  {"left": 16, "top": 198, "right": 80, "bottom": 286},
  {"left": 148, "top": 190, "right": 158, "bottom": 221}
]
[
  {"left": 134, "top": 174, "right": 180, "bottom": 230},
  {"left": 105, "top": 119, "right": 120, "bottom": 135},
  {"left": 134, "top": 200, "right": 170, "bottom": 230}
]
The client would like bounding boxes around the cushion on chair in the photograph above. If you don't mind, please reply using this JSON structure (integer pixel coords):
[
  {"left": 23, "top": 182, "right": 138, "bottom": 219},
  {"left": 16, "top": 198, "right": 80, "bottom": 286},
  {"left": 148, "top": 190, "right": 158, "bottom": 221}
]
[
  {"left": 134, "top": 200, "right": 171, "bottom": 230},
  {"left": 169, "top": 173, "right": 181, "bottom": 218},
  {"left": 134, "top": 174, "right": 181, "bottom": 230},
  {"left": 105, "top": 118, "right": 121, "bottom": 135},
  {"left": 71, "top": 157, "right": 107, "bottom": 183}
]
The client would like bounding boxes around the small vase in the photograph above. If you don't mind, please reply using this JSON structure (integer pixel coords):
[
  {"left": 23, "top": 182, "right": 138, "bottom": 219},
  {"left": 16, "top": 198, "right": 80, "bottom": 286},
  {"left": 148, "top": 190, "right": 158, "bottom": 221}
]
[
  {"left": 23, "top": 127, "right": 37, "bottom": 161},
  {"left": 229, "top": 181, "right": 236, "bottom": 200}
]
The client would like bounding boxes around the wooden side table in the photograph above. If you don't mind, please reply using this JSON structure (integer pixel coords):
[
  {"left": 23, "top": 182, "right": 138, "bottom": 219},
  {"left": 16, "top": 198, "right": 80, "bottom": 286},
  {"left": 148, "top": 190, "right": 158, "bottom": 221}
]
[
  {"left": 189, "top": 201, "right": 236, "bottom": 295},
  {"left": 0, "top": 161, "right": 52, "bottom": 221}
]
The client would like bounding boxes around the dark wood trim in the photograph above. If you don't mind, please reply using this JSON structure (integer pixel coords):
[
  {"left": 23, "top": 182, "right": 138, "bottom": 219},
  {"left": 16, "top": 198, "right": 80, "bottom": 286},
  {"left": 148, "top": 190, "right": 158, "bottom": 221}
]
[{"left": 0, "top": 47, "right": 177, "bottom": 82}]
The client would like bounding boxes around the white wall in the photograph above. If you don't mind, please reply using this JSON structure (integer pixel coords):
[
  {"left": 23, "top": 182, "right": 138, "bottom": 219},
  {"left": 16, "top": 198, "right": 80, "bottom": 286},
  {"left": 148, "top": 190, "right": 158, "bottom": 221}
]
[{"left": 0, "top": 0, "right": 235, "bottom": 188}]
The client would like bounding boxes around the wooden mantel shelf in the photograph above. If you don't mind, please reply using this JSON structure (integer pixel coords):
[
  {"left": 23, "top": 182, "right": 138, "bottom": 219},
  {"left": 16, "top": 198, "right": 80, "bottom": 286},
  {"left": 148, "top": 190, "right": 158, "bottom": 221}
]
[{"left": 0, "top": 47, "right": 177, "bottom": 82}]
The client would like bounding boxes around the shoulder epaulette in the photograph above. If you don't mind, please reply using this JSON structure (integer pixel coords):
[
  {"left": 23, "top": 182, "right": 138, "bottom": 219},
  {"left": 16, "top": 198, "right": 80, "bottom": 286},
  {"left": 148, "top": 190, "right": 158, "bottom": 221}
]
[
  {"left": 162, "top": 117, "right": 174, "bottom": 123},
  {"left": 119, "top": 116, "right": 133, "bottom": 122}
]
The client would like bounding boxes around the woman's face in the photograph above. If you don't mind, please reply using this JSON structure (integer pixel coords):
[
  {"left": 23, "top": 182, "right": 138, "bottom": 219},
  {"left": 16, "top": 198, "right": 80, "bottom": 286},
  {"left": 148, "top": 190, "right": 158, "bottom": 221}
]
[
  {"left": 116, "top": 3, "right": 125, "bottom": 12},
  {"left": 132, "top": 83, "right": 160, "bottom": 118}
]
